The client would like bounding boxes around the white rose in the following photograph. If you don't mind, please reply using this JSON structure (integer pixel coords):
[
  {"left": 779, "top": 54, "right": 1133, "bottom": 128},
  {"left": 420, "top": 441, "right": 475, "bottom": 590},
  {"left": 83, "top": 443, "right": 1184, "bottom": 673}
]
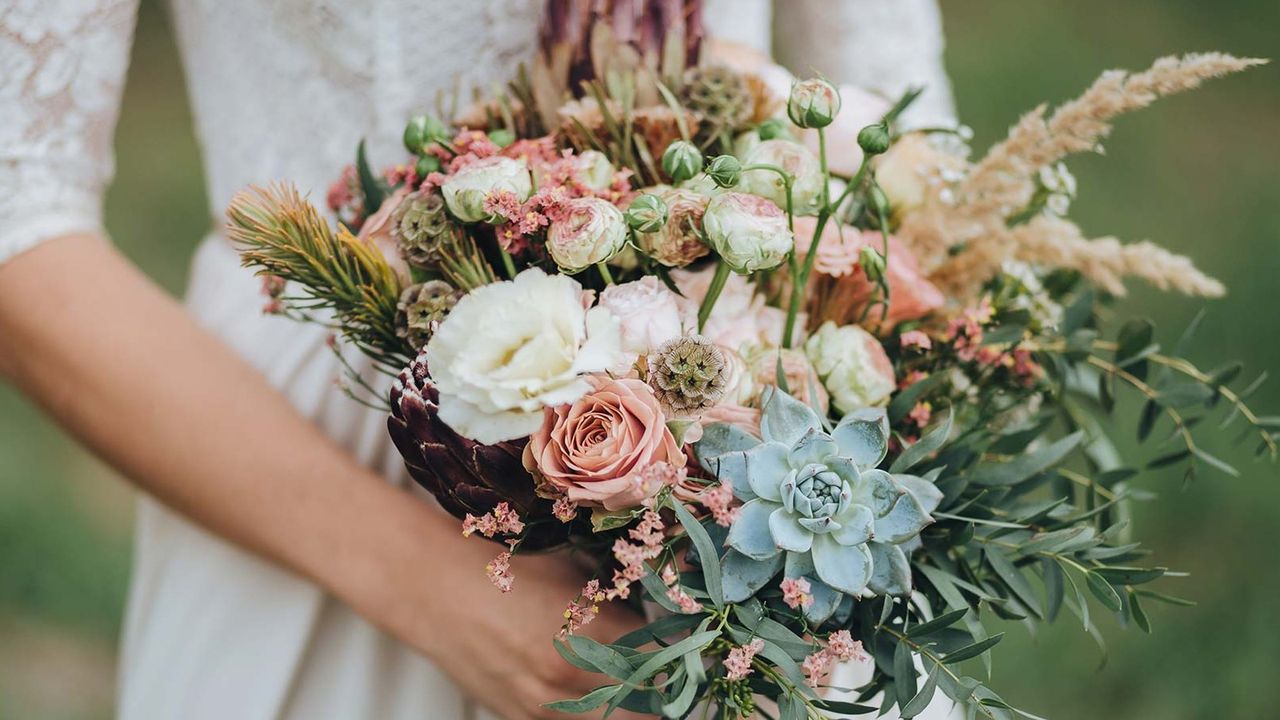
[
  {"left": 576, "top": 150, "right": 616, "bottom": 192},
  {"left": 425, "top": 268, "right": 624, "bottom": 443},
  {"left": 598, "top": 276, "right": 688, "bottom": 360},
  {"left": 739, "top": 139, "right": 824, "bottom": 214},
  {"left": 702, "top": 192, "right": 793, "bottom": 274},
  {"left": 441, "top": 156, "right": 533, "bottom": 223},
  {"left": 546, "top": 197, "right": 628, "bottom": 274},
  {"left": 803, "top": 321, "right": 897, "bottom": 416}
]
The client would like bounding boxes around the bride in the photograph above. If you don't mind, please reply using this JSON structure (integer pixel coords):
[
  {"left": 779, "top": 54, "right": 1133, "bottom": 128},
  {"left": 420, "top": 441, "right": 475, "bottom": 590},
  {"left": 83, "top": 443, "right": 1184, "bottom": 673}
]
[{"left": 0, "top": 1, "right": 956, "bottom": 718}]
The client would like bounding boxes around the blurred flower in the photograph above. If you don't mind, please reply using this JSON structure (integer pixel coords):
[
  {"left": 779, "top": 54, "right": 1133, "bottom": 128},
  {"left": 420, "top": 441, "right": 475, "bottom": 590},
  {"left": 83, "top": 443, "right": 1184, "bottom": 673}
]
[
  {"left": 523, "top": 376, "right": 686, "bottom": 511},
  {"left": 575, "top": 149, "right": 616, "bottom": 193},
  {"left": 804, "top": 321, "right": 896, "bottom": 415},
  {"left": 441, "top": 156, "right": 533, "bottom": 222},
  {"left": 874, "top": 133, "right": 966, "bottom": 218},
  {"left": 900, "top": 330, "right": 933, "bottom": 351},
  {"left": 598, "top": 277, "right": 688, "bottom": 362},
  {"left": 703, "top": 192, "right": 793, "bottom": 273},
  {"left": 750, "top": 347, "right": 829, "bottom": 414},
  {"left": 356, "top": 187, "right": 411, "bottom": 284},
  {"left": 546, "top": 197, "right": 628, "bottom": 273},
  {"left": 635, "top": 187, "right": 710, "bottom": 267},
  {"left": 739, "top": 139, "right": 824, "bottom": 213},
  {"left": 425, "top": 269, "right": 623, "bottom": 443}
]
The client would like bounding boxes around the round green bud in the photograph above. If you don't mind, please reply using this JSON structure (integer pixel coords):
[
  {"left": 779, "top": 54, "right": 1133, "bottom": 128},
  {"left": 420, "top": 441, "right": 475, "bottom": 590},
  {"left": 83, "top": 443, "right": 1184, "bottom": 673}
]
[
  {"left": 787, "top": 78, "right": 841, "bottom": 130},
  {"left": 487, "top": 128, "right": 516, "bottom": 148},
  {"left": 403, "top": 114, "right": 448, "bottom": 154},
  {"left": 859, "top": 246, "right": 886, "bottom": 283},
  {"left": 706, "top": 155, "right": 743, "bottom": 188},
  {"left": 624, "top": 193, "right": 669, "bottom": 233},
  {"left": 415, "top": 154, "right": 441, "bottom": 177},
  {"left": 757, "top": 117, "right": 792, "bottom": 141},
  {"left": 857, "top": 123, "right": 892, "bottom": 155},
  {"left": 662, "top": 140, "right": 703, "bottom": 184}
]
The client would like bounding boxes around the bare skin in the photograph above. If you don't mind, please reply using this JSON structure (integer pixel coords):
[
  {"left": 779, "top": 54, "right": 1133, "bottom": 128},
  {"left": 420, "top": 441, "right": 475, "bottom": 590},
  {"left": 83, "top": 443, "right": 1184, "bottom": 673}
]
[{"left": 0, "top": 234, "right": 643, "bottom": 720}]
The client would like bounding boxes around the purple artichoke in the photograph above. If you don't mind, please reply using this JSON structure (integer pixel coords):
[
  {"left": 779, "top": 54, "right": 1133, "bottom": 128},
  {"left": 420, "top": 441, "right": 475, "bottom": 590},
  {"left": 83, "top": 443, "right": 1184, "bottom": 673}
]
[{"left": 388, "top": 353, "right": 571, "bottom": 550}]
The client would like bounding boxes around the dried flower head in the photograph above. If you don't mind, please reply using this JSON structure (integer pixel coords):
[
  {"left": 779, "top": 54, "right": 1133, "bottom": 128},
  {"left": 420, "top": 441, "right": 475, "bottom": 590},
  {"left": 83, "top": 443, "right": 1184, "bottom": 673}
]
[
  {"left": 394, "top": 191, "right": 457, "bottom": 267},
  {"left": 646, "top": 334, "right": 728, "bottom": 415},
  {"left": 395, "top": 280, "right": 459, "bottom": 351}
]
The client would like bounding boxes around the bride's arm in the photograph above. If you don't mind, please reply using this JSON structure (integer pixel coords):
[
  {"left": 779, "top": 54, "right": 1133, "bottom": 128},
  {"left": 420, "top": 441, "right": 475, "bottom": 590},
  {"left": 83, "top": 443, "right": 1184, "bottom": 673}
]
[
  {"left": 773, "top": 0, "right": 957, "bottom": 125},
  {"left": 0, "top": 238, "right": 642, "bottom": 720}
]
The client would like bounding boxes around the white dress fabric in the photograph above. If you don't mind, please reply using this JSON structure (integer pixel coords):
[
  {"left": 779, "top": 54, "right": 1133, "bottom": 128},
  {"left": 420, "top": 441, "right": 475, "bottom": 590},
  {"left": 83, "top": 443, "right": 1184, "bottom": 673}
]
[{"left": 0, "top": 1, "right": 956, "bottom": 718}]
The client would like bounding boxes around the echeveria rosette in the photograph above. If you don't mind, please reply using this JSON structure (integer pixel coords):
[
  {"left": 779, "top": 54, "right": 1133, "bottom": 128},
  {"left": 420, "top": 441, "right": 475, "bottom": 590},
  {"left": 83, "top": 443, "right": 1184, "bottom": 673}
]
[{"left": 694, "top": 387, "right": 940, "bottom": 624}]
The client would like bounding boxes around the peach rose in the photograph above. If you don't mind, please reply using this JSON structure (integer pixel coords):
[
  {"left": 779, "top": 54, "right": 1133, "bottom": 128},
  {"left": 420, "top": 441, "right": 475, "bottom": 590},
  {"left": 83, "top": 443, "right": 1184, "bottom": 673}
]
[
  {"left": 523, "top": 376, "right": 686, "bottom": 511},
  {"left": 792, "top": 216, "right": 944, "bottom": 327}
]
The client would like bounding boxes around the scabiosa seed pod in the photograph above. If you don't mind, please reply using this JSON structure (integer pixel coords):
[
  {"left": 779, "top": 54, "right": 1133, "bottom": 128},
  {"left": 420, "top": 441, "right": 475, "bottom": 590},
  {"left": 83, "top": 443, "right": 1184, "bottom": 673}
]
[
  {"left": 395, "top": 280, "right": 460, "bottom": 351},
  {"left": 680, "top": 65, "right": 753, "bottom": 132},
  {"left": 625, "top": 193, "right": 668, "bottom": 233},
  {"left": 662, "top": 140, "right": 703, "bottom": 184},
  {"left": 787, "top": 78, "right": 841, "bottom": 129},
  {"left": 393, "top": 191, "right": 457, "bottom": 268},
  {"left": 646, "top": 334, "right": 729, "bottom": 415}
]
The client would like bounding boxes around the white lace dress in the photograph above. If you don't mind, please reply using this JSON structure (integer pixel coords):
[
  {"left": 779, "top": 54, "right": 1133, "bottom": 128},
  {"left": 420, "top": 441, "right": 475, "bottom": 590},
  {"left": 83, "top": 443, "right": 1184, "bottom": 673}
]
[{"left": 0, "top": 1, "right": 956, "bottom": 718}]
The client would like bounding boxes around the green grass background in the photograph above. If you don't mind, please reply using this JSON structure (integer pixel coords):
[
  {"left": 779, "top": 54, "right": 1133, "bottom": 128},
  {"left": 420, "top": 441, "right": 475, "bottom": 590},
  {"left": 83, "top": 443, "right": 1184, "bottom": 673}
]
[{"left": 0, "top": 1, "right": 1276, "bottom": 717}]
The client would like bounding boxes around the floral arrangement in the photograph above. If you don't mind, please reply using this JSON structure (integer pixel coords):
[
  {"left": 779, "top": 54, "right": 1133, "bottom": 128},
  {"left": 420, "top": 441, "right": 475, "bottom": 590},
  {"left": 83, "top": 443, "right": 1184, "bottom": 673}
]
[{"left": 226, "top": 6, "right": 1272, "bottom": 718}]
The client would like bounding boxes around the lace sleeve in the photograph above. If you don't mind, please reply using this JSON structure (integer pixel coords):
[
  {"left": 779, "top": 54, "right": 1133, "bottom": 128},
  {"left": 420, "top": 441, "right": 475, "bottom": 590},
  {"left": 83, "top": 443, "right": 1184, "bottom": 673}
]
[
  {"left": 773, "top": 0, "right": 956, "bottom": 126},
  {"left": 0, "top": 0, "right": 138, "bottom": 266}
]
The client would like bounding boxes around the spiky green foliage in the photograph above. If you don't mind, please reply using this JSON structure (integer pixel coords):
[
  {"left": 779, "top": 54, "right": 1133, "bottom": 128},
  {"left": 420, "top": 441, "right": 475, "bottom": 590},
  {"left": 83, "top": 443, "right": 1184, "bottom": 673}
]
[{"left": 226, "top": 183, "right": 412, "bottom": 370}]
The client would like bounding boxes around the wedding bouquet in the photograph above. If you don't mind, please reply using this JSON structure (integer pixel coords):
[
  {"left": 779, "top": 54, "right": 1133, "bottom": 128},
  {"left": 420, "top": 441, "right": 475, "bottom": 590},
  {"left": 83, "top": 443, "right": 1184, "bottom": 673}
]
[{"left": 225, "top": 8, "right": 1271, "bottom": 718}]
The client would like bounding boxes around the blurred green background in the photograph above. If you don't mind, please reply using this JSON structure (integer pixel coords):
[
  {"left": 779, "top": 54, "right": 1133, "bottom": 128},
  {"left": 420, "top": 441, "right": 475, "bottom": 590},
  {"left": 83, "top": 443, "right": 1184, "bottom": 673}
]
[{"left": 0, "top": 0, "right": 1275, "bottom": 717}]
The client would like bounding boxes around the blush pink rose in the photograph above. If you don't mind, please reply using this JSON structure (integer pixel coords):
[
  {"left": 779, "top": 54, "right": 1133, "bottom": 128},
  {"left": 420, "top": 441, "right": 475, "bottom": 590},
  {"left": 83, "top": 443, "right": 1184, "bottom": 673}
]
[
  {"left": 598, "top": 276, "right": 690, "bottom": 360},
  {"left": 356, "top": 186, "right": 412, "bottom": 285},
  {"left": 523, "top": 376, "right": 686, "bottom": 511},
  {"left": 792, "top": 216, "right": 944, "bottom": 327}
]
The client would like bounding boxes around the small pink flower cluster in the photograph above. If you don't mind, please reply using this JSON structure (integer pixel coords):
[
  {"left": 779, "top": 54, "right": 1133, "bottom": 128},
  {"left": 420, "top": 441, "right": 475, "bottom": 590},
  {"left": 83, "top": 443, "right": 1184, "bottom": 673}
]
[
  {"left": 908, "top": 400, "right": 933, "bottom": 428},
  {"left": 900, "top": 330, "right": 932, "bottom": 351},
  {"left": 259, "top": 275, "right": 286, "bottom": 315},
  {"left": 552, "top": 497, "right": 579, "bottom": 523},
  {"left": 485, "top": 550, "right": 514, "bottom": 594},
  {"left": 780, "top": 577, "right": 814, "bottom": 610},
  {"left": 461, "top": 501, "right": 526, "bottom": 539},
  {"left": 325, "top": 165, "right": 364, "bottom": 228},
  {"left": 662, "top": 566, "right": 704, "bottom": 614},
  {"left": 944, "top": 296, "right": 995, "bottom": 362},
  {"left": 698, "top": 482, "right": 739, "bottom": 527},
  {"left": 801, "top": 630, "right": 868, "bottom": 688},
  {"left": 606, "top": 510, "right": 665, "bottom": 601},
  {"left": 561, "top": 579, "right": 606, "bottom": 637},
  {"left": 724, "top": 638, "right": 765, "bottom": 681}
]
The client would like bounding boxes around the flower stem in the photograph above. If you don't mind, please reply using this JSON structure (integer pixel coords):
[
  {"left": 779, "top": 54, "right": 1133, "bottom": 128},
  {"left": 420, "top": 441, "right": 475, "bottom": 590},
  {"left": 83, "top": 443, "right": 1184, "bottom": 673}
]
[
  {"left": 597, "top": 261, "right": 615, "bottom": 286},
  {"left": 698, "top": 260, "right": 731, "bottom": 333},
  {"left": 499, "top": 246, "right": 517, "bottom": 280}
]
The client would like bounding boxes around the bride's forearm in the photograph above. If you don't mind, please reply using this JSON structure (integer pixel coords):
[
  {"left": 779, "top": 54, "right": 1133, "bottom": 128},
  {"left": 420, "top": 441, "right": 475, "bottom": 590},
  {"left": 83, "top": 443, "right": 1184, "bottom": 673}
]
[{"left": 0, "top": 234, "right": 467, "bottom": 636}]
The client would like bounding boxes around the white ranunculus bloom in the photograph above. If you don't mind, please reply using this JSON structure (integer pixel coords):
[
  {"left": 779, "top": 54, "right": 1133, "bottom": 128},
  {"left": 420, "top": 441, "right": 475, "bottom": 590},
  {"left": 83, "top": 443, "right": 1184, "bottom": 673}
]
[
  {"left": 440, "top": 156, "right": 533, "bottom": 223},
  {"left": 738, "top": 139, "right": 824, "bottom": 214},
  {"left": 702, "top": 192, "right": 793, "bottom": 274},
  {"left": 598, "top": 276, "right": 688, "bottom": 360},
  {"left": 425, "top": 269, "right": 624, "bottom": 443},
  {"left": 804, "top": 321, "right": 897, "bottom": 415},
  {"left": 576, "top": 150, "right": 616, "bottom": 192},
  {"left": 546, "top": 197, "right": 628, "bottom": 274}
]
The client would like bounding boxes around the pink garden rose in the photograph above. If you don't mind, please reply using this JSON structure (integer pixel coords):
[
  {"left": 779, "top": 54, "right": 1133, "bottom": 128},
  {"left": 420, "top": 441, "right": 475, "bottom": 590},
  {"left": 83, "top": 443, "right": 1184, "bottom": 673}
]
[
  {"left": 356, "top": 186, "right": 412, "bottom": 285},
  {"left": 523, "top": 376, "right": 686, "bottom": 511},
  {"left": 792, "top": 216, "right": 944, "bottom": 327}
]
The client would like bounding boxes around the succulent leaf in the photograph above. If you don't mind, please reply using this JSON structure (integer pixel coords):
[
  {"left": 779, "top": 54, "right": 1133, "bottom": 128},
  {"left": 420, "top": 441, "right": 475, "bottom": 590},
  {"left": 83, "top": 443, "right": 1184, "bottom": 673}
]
[
  {"left": 830, "top": 504, "right": 875, "bottom": 546},
  {"left": 769, "top": 508, "right": 815, "bottom": 553},
  {"left": 743, "top": 442, "right": 790, "bottom": 502},
  {"left": 896, "top": 472, "right": 944, "bottom": 514},
  {"left": 873, "top": 489, "right": 933, "bottom": 543},
  {"left": 788, "top": 428, "right": 839, "bottom": 467},
  {"left": 760, "top": 386, "right": 822, "bottom": 446},
  {"left": 849, "top": 468, "right": 901, "bottom": 517},
  {"left": 812, "top": 535, "right": 873, "bottom": 594},
  {"left": 721, "top": 549, "right": 785, "bottom": 603},
  {"left": 728, "top": 499, "right": 783, "bottom": 559},
  {"left": 832, "top": 407, "right": 890, "bottom": 469},
  {"left": 867, "top": 541, "right": 913, "bottom": 595}
]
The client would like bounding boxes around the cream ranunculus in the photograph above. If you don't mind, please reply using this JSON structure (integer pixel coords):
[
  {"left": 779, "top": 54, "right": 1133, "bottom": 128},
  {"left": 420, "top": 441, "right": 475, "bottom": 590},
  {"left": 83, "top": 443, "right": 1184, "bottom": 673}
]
[
  {"left": 440, "top": 156, "right": 533, "bottom": 223},
  {"left": 738, "top": 139, "right": 824, "bottom": 214},
  {"left": 803, "top": 320, "right": 897, "bottom": 415},
  {"left": 598, "top": 276, "right": 689, "bottom": 360},
  {"left": 702, "top": 192, "right": 793, "bottom": 274},
  {"left": 546, "top": 197, "right": 628, "bottom": 274},
  {"left": 635, "top": 187, "right": 710, "bottom": 268},
  {"left": 424, "top": 268, "right": 624, "bottom": 444}
]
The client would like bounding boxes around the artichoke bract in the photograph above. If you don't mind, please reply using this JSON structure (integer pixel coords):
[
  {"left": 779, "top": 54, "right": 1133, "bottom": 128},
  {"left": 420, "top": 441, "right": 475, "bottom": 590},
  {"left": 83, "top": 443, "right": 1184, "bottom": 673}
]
[
  {"left": 387, "top": 352, "right": 571, "bottom": 551},
  {"left": 694, "top": 387, "right": 941, "bottom": 623}
]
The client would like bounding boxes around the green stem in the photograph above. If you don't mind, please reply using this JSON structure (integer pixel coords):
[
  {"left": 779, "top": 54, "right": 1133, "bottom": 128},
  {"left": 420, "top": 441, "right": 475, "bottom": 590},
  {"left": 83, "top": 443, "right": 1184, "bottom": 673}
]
[
  {"left": 697, "top": 261, "right": 731, "bottom": 332},
  {"left": 597, "top": 262, "right": 615, "bottom": 286},
  {"left": 499, "top": 246, "right": 517, "bottom": 280}
]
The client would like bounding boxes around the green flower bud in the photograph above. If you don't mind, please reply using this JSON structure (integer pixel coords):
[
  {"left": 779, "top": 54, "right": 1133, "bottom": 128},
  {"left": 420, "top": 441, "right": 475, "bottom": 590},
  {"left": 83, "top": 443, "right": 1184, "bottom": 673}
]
[
  {"left": 706, "top": 155, "right": 743, "bottom": 188},
  {"left": 487, "top": 128, "right": 516, "bottom": 148},
  {"left": 403, "top": 114, "right": 448, "bottom": 154},
  {"left": 869, "top": 184, "right": 890, "bottom": 217},
  {"left": 857, "top": 123, "right": 891, "bottom": 155},
  {"left": 859, "top": 246, "right": 886, "bottom": 283},
  {"left": 662, "top": 140, "right": 703, "bottom": 184},
  {"left": 625, "top": 193, "right": 668, "bottom": 233},
  {"left": 757, "top": 117, "right": 792, "bottom": 141},
  {"left": 787, "top": 78, "right": 841, "bottom": 130},
  {"left": 414, "top": 154, "right": 441, "bottom": 177}
]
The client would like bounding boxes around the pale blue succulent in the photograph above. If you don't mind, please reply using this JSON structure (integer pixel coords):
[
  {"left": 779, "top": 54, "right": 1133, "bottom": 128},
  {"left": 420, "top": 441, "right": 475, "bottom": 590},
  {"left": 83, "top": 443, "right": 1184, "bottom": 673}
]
[{"left": 694, "top": 387, "right": 941, "bottom": 623}]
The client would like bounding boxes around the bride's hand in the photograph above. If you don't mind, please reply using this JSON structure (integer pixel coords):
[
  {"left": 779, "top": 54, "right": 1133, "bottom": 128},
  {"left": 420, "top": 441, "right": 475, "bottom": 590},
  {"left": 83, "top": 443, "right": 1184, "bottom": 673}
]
[{"left": 346, "top": 504, "right": 648, "bottom": 720}]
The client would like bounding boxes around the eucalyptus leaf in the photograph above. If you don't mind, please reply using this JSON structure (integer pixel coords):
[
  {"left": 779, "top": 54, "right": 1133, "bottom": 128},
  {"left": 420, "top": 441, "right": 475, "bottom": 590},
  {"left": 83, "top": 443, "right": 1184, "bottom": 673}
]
[
  {"left": 967, "top": 432, "right": 1083, "bottom": 487},
  {"left": 1085, "top": 570, "right": 1123, "bottom": 612},
  {"left": 671, "top": 500, "right": 723, "bottom": 607},
  {"left": 544, "top": 685, "right": 617, "bottom": 713}
]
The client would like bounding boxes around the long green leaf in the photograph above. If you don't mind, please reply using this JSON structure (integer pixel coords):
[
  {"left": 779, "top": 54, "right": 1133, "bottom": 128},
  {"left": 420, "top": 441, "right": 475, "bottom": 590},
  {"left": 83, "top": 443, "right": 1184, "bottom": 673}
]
[
  {"left": 968, "top": 432, "right": 1084, "bottom": 486},
  {"left": 942, "top": 633, "right": 1005, "bottom": 664},
  {"left": 671, "top": 500, "right": 723, "bottom": 607},
  {"left": 891, "top": 409, "right": 954, "bottom": 473}
]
